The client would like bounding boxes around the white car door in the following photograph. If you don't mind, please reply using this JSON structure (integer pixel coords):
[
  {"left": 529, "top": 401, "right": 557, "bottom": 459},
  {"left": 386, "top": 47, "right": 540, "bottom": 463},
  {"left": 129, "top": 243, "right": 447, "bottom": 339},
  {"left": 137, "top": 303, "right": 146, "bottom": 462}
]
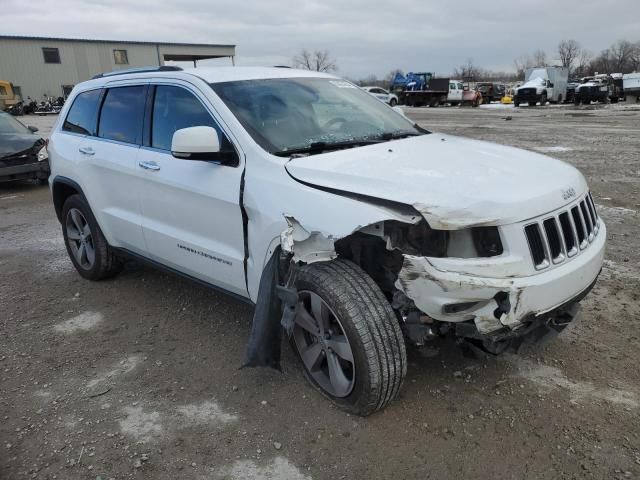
[
  {"left": 75, "top": 84, "right": 148, "bottom": 253},
  {"left": 135, "top": 83, "right": 247, "bottom": 296}
]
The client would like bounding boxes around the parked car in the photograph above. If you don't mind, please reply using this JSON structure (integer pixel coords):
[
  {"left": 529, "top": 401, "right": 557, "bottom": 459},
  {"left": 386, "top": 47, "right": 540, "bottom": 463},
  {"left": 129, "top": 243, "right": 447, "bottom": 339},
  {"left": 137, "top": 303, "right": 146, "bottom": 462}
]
[
  {"left": 0, "top": 111, "right": 49, "bottom": 183},
  {"left": 475, "top": 82, "right": 506, "bottom": 103},
  {"left": 49, "top": 66, "right": 606, "bottom": 416},
  {"left": 447, "top": 80, "right": 464, "bottom": 105},
  {"left": 574, "top": 76, "right": 612, "bottom": 105},
  {"left": 565, "top": 79, "right": 581, "bottom": 104},
  {"left": 362, "top": 86, "right": 398, "bottom": 106},
  {"left": 514, "top": 67, "right": 569, "bottom": 106}
]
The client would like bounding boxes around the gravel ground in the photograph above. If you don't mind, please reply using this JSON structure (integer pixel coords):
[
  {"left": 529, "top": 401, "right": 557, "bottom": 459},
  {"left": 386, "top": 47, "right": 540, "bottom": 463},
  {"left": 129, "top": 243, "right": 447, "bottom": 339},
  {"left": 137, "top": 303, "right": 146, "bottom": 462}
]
[{"left": 1, "top": 104, "right": 639, "bottom": 480}]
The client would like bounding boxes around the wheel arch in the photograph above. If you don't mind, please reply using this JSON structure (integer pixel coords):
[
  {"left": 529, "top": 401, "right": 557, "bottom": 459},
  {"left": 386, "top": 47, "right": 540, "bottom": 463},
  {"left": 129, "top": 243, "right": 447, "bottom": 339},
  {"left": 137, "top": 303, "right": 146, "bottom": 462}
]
[{"left": 52, "top": 176, "right": 86, "bottom": 223}]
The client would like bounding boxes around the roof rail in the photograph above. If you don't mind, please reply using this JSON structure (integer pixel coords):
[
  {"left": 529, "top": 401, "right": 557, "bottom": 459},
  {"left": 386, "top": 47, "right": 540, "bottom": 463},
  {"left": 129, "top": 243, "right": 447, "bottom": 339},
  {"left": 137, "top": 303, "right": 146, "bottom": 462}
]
[{"left": 92, "top": 65, "right": 183, "bottom": 79}]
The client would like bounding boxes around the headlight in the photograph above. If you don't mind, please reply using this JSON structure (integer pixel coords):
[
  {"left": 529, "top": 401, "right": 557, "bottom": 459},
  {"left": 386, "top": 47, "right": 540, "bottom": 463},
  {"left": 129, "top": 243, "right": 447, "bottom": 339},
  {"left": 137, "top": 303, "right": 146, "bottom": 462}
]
[{"left": 37, "top": 146, "right": 48, "bottom": 162}]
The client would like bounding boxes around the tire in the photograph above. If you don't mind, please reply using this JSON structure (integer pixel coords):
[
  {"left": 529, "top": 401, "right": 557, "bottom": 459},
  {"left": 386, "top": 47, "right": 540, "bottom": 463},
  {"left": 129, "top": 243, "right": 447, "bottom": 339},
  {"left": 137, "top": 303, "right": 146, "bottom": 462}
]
[
  {"left": 540, "top": 93, "right": 547, "bottom": 105},
  {"left": 514, "top": 101, "right": 520, "bottom": 107},
  {"left": 291, "top": 259, "right": 407, "bottom": 416},
  {"left": 389, "top": 98, "right": 397, "bottom": 107},
  {"left": 528, "top": 101, "right": 536, "bottom": 107},
  {"left": 61, "top": 194, "right": 123, "bottom": 281}
]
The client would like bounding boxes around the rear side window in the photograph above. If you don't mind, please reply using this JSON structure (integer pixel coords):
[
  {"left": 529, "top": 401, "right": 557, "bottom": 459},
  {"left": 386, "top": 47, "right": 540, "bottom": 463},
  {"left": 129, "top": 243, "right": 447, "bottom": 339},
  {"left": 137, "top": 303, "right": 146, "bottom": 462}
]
[
  {"left": 63, "top": 89, "right": 102, "bottom": 135},
  {"left": 98, "top": 86, "right": 146, "bottom": 144},
  {"left": 151, "top": 85, "right": 231, "bottom": 151}
]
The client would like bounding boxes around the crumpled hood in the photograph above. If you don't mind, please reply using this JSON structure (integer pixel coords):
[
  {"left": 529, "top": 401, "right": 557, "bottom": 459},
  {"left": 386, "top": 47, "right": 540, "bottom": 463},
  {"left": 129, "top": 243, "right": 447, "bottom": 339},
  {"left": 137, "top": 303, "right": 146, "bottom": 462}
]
[
  {"left": 0, "top": 133, "right": 41, "bottom": 158},
  {"left": 285, "top": 134, "right": 587, "bottom": 229}
]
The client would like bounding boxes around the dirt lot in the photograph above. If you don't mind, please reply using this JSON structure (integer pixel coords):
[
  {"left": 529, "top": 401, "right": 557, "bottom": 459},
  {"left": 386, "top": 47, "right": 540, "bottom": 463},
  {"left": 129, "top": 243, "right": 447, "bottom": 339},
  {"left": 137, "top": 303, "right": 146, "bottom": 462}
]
[{"left": 1, "top": 104, "right": 639, "bottom": 480}]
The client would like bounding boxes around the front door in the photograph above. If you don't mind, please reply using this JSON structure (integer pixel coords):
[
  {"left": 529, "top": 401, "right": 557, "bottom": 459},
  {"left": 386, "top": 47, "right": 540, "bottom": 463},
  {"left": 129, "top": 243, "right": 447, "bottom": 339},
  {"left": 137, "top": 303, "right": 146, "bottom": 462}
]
[{"left": 136, "top": 83, "right": 247, "bottom": 296}]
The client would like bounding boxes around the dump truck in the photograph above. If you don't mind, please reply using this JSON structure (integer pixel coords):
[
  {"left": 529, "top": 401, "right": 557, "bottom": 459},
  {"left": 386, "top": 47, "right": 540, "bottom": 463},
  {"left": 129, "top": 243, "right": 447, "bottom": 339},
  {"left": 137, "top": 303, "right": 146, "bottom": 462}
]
[
  {"left": 514, "top": 67, "right": 568, "bottom": 106},
  {"left": 390, "top": 72, "right": 450, "bottom": 107}
]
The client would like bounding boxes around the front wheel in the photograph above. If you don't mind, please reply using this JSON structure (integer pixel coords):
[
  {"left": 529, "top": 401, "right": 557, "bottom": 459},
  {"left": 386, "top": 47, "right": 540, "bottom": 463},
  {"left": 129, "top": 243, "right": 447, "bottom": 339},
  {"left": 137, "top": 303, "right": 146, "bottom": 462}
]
[
  {"left": 291, "top": 259, "right": 406, "bottom": 416},
  {"left": 389, "top": 98, "right": 397, "bottom": 107}
]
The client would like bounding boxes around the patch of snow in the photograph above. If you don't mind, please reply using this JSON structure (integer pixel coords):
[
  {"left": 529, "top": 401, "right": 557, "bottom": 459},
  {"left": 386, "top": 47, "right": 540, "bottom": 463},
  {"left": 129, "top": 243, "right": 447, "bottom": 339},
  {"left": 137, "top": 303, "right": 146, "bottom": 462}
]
[
  {"left": 509, "top": 356, "right": 638, "bottom": 408},
  {"left": 54, "top": 311, "right": 103, "bottom": 333},
  {"left": 601, "top": 259, "right": 640, "bottom": 281},
  {"left": 479, "top": 103, "right": 514, "bottom": 109},
  {"left": 216, "top": 457, "right": 312, "bottom": 480},
  {"left": 119, "top": 406, "right": 162, "bottom": 442},
  {"left": 177, "top": 400, "right": 238, "bottom": 425},
  {"left": 534, "top": 146, "right": 573, "bottom": 153},
  {"left": 597, "top": 205, "right": 637, "bottom": 219}
]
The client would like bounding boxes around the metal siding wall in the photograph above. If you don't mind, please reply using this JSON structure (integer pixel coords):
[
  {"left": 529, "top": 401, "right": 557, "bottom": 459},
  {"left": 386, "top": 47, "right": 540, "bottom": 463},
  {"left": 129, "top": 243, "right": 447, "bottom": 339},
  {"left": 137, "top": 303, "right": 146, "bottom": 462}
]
[{"left": 0, "top": 39, "right": 229, "bottom": 100}]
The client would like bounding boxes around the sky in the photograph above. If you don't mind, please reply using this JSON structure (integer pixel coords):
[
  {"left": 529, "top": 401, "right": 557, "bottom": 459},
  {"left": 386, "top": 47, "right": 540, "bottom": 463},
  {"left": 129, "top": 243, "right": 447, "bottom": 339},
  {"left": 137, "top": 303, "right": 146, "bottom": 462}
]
[{"left": 3, "top": 0, "right": 640, "bottom": 79}]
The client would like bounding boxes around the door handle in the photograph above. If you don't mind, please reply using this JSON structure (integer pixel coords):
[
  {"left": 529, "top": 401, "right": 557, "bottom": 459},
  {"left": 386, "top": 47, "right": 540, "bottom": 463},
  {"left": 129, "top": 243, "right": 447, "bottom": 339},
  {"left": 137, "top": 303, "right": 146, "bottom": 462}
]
[
  {"left": 78, "top": 147, "right": 95, "bottom": 156},
  {"left": 139, "top": 160, "right": 160, "bottom": 171}
]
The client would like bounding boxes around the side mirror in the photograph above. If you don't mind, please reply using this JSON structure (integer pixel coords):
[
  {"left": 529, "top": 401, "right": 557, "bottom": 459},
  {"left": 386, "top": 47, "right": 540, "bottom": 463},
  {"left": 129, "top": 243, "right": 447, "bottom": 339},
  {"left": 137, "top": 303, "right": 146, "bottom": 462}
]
[
  {"left": 172, "top": 126, "right": 220, "bottom": 159},
  {"left": 28, "top": 126, "right": 38, "bottom": 133},
  {"left": 549, "top": 82, "right": 554, "bottom": 88}
]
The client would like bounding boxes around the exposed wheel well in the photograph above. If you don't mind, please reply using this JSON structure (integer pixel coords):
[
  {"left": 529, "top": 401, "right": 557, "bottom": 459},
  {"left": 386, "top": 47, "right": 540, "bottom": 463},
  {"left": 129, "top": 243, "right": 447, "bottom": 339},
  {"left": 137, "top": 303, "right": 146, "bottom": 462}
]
[{"left": 52, "top": 177, "right": 84, "bottom": 223}]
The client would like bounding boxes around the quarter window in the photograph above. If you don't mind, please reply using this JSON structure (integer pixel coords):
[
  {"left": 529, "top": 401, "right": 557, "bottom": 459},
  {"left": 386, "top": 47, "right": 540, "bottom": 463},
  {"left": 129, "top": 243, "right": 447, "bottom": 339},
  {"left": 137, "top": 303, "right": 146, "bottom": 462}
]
[
  {"left": 42, "top": 47, "right": 61, "bottom": 64},
  {"left": 98, "top": 86, "right": 146, "bottom": 144},
  {"left": 114, "top": 49, "right": 129, "bottom": 65},
  {"left": 151, "top": 85, "right": 231, "bottom": 152},
  {"left": 63, "top": 89, "right": 102, "bottom": 135}
]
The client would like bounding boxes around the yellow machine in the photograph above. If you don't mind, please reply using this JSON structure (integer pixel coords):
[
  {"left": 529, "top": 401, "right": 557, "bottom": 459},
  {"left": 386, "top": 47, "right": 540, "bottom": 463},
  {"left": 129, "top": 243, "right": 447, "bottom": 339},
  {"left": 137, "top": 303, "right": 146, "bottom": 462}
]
[
  {"left": 501, "top": 86, "right": 515, "bottom": 104},
  {"left": 0, "top": 80, "right": 21, "bottom": 110}
]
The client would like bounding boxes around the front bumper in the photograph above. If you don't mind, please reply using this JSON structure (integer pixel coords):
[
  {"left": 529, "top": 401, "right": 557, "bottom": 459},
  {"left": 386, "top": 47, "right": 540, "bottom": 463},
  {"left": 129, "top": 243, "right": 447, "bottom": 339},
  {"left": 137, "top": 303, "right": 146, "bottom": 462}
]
[
  {"left": 0, "top": 160, "right": 50, "bottom": 182},
  {"left": 395, "top": 221, "right": 606, "bottom": 336},
  {"left": 514, "top": 93, "right": 540, "bottom": 103}
]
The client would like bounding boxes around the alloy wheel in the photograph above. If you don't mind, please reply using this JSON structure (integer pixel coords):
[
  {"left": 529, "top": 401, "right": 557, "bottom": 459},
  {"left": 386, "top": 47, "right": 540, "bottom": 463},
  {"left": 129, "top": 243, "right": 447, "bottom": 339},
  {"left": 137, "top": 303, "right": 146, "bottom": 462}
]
[
  {"left": 65, "top": 208, "right": 95, "bottom": 270},
  {"left": 293, "top": 290, "right": 356, "bottom": 398}
]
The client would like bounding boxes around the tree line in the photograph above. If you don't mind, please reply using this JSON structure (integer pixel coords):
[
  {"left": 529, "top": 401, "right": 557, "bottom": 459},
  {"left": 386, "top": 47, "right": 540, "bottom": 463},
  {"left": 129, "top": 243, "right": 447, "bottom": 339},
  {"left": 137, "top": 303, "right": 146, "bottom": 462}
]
[{"left": 292, "top": 39, "right": 640, "bottom": 86}]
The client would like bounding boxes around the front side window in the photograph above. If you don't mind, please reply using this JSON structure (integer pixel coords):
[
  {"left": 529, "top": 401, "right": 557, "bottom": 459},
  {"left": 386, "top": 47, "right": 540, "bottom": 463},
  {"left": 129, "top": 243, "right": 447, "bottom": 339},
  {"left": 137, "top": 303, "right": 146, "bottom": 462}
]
[
  {"left": 63, "top": 89, "right": 102, "bottom": 135},
  {"left": 211, "top": 77, "right": 423, "bottom": 155},
  {"left": 151, "top": 85, "right": 231, "bottom": 152},
  {"left": 98, "top": 86, "right": 146, "bottom": 144},
  {"left": 114, "top": 49, "right": 128, "bottom": 65},
  {"left": 42, "top": 47, "right": 61, "bottom": 64}
]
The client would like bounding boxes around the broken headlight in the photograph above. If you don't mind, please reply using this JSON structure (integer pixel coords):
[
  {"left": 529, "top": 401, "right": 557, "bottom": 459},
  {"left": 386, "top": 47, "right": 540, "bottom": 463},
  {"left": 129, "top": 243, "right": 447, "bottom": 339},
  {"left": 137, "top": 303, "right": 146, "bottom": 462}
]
[{"left": 472, "top": 226, "right": 503, "bottom": 257}]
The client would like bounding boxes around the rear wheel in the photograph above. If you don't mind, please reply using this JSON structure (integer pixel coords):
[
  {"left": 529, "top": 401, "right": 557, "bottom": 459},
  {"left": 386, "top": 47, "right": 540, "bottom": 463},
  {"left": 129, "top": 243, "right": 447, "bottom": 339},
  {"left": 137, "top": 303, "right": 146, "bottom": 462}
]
[
  {"left": 62, "top": 194, "right": 123, "bottom": 281},
  {"left": 291, "top": 259, "right": 406, "bottom": 416}
]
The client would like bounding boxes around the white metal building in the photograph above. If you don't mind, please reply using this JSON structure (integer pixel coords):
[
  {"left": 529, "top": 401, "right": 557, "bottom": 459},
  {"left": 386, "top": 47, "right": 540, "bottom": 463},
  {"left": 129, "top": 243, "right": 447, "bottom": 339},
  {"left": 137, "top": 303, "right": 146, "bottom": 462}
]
[{"left": 0, "top": 35, "right": 236, "bottom": 101}]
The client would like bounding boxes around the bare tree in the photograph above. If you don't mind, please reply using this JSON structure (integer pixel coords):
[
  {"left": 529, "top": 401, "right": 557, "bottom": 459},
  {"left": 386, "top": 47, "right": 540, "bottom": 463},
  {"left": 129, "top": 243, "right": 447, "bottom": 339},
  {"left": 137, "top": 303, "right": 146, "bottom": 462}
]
[
  {"left": 574, "top": 49, "right": 593, "bottom": 78},
  {"left": 453, "top": 58, "right": 483, "bottom": 81},
  {"left": 293, "top": 49, "right": 337, "bottom": 72},
  {"left": 531, "top": 49, "right": 548, "bottom": 67},
  {"left": 558, "top": 40, "right": 581, "bottom": 72}
]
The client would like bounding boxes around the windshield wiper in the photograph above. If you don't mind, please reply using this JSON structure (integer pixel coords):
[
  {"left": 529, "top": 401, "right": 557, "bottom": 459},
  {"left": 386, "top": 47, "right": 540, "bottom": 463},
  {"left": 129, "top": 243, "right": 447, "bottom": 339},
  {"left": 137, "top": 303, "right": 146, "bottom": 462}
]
[
  {"left": 377, "top": 130, "right": 424, "bottom": 141},
  {"left": 273, "top": 138, "right": 385, "bottom": 157}
]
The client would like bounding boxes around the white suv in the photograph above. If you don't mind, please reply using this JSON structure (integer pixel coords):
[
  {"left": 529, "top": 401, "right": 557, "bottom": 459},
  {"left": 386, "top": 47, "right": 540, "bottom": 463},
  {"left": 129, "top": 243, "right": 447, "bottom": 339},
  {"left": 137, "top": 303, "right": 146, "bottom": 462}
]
[{"left": 49, "top": 66, "right": 605, "bottom": 416}]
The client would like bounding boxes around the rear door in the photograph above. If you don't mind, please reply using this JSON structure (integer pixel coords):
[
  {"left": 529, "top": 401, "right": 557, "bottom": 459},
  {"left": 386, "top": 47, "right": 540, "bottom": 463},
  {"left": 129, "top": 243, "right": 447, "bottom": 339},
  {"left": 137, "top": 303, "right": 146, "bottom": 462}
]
[
  {"left": 77, "top": 84, "right": 147, "bottom": 252},
  {"left": 135, "top": 82, "right": 247, "bottom": 295}
]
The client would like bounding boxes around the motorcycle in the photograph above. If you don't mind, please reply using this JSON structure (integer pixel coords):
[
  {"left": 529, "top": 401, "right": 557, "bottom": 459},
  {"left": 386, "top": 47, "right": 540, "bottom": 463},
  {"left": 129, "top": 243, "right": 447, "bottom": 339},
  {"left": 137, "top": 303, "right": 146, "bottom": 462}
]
[{"left": 4, "top": 101, "right": 24, "bottom": 116}]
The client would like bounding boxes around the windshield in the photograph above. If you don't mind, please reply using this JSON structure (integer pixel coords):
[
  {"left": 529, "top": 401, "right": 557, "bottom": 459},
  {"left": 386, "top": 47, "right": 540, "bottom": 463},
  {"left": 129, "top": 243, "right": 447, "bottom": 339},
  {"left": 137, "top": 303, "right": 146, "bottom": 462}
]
[
  {"left": 0, "top": 113, "right": 30, "bottom": 135},
  {"left": 210, "top": 77, "right": 425, "bottom": 155}
]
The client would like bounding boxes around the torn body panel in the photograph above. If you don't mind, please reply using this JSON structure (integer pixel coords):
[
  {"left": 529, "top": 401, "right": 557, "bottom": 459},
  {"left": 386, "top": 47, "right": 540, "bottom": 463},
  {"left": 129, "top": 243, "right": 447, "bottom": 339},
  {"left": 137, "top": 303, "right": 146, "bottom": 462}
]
[{"left": 395, "top": 221, "right": 605, "bottom": 335}]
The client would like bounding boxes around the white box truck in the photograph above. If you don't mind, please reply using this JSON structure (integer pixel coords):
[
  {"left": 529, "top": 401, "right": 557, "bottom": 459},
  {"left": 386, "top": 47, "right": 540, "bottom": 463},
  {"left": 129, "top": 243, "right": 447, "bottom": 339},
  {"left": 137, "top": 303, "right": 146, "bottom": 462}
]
[
  {"left": 623, "top": 73, "right": 640, "bottom": 103},
  {"left": 514, "top": 67, "right": 569, "bottom": 106}
]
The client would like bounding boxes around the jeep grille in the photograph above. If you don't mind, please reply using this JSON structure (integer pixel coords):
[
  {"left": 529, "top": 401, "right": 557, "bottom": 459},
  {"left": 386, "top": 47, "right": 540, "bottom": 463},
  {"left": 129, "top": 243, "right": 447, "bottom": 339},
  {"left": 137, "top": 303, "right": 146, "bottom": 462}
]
[{"left": 524, "top": 193, "right": 600, "bottom": 270}]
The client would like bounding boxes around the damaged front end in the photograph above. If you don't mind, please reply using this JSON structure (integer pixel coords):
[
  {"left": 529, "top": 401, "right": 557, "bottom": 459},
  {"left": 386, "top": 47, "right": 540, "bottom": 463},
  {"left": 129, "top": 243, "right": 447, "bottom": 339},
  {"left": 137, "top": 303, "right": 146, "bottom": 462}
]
[{"left": 245, "top": 195, "right": 605, "bottom": 367}]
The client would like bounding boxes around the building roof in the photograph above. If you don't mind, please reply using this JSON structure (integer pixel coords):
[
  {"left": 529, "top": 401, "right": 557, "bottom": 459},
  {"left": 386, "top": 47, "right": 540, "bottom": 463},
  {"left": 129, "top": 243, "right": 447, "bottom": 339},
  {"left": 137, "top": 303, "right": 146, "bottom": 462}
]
[{"left": 0, "top": 35, "right": 234, "bottom": 49}]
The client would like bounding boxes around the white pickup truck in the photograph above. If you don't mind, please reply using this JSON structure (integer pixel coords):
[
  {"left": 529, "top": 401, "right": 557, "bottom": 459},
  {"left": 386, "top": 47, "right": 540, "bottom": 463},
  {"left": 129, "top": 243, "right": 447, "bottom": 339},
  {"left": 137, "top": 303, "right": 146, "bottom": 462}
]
[{"left": 48, "top": 66, "right": 605, "bottom": 415}]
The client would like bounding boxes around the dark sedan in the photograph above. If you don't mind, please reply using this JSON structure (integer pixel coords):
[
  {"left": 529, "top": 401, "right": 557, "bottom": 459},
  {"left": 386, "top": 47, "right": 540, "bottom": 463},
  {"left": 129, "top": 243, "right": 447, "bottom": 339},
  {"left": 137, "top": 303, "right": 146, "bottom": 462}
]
[{"left": 0, "top": 112, "right": 49, "bottom": 183}]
